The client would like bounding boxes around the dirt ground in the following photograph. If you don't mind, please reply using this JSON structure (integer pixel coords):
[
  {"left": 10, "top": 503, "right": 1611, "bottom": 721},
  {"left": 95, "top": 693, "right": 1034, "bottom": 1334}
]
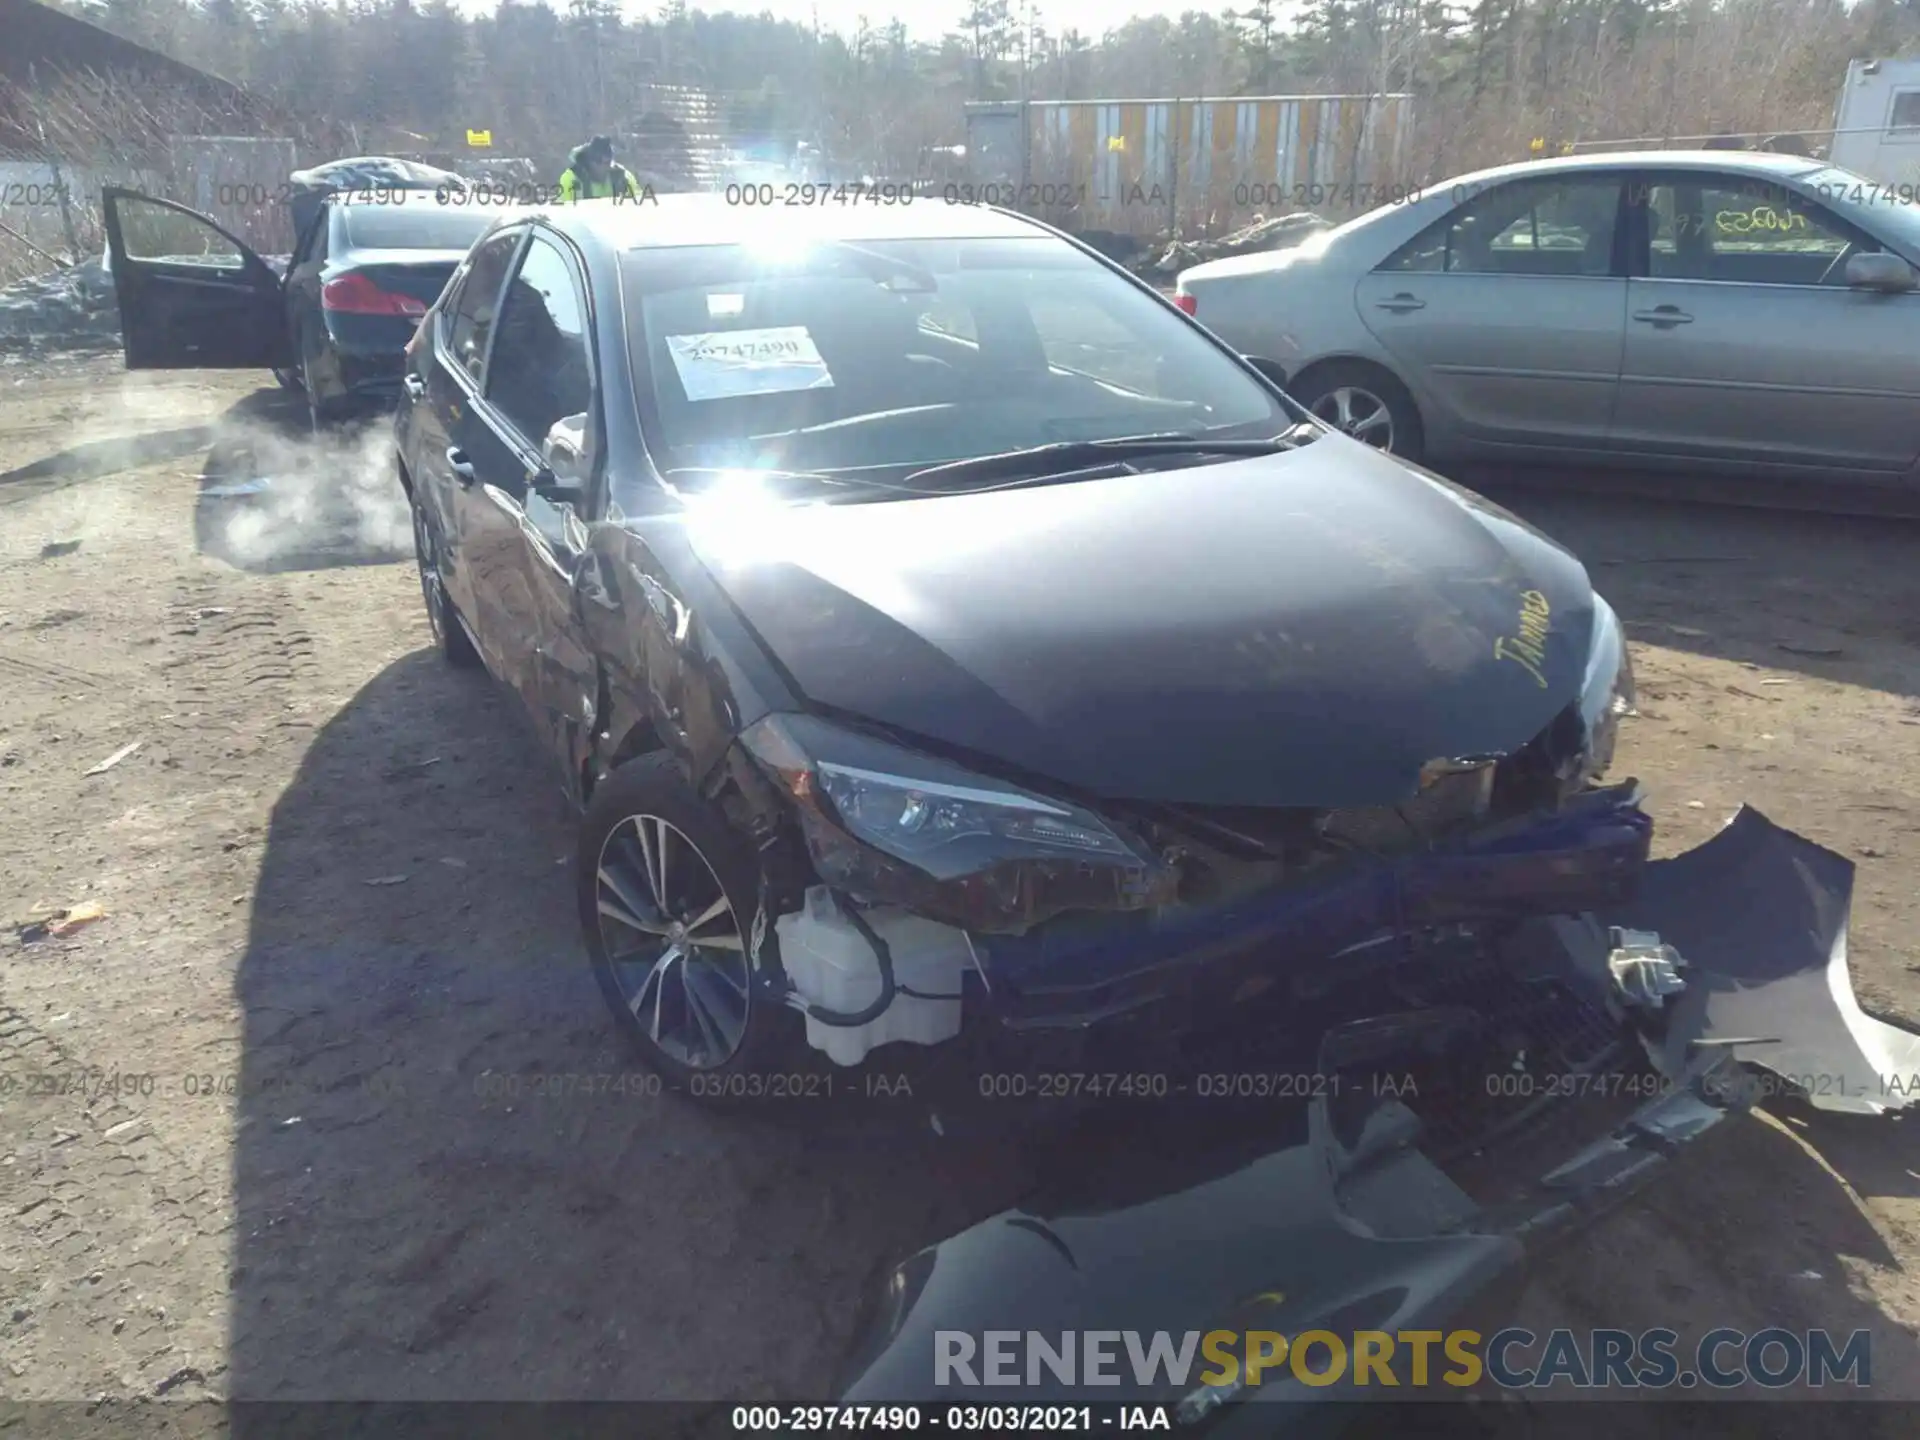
[{"left": 2, "top": 353, "right": 1919, "bottom": 1432}]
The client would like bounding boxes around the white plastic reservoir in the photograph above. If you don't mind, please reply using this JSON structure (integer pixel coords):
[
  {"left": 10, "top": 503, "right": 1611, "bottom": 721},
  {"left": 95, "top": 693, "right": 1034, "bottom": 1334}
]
[{"left": 775, "top": 887, "right": 970, "bottom": 1066}]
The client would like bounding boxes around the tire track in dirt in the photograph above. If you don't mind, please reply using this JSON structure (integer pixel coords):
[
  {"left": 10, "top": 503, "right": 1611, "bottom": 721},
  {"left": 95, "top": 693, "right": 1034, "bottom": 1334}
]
[
  {"left": 0, "top": 1003, "right": 232, "bottom": 1401},
  {"left": 2, "top": 411, "right": 326, "bottom": 1401},
  {"left": 160, "top": 580, "right": 318, "bottom": 705}
]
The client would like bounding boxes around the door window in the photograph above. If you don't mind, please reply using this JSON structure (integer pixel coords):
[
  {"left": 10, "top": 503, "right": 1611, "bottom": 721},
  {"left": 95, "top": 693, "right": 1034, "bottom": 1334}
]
[
  {"left": 116, "top": 197, "right": 245, "bottom": 271},
  {"left": 486, "top": 233, "right": 594, "bottom": 452},
  {"left": 1644, "top": 177, "right": 1867, "bottom": 285},
  {"left": 1385, "top": 175, "right": 1623, "bottom": 277},
  {"left": 446, "top": 228, "right": 523, "bottom": 384}
]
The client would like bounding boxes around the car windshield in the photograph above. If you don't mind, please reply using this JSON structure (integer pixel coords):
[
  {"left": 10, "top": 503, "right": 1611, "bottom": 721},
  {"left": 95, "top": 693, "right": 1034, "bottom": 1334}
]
[
  {"left": 620, "top": 235, "right": 1294, "bottom": 491},
  {"left": 342, "top": 201, "right": 502, "bottom": 251},
  {"left": 1798, "top": 164, "right": 1920, "bottom": 251}
]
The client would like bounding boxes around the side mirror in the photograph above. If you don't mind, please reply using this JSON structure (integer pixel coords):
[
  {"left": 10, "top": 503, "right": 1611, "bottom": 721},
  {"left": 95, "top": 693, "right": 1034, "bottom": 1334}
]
[
  {"left": 536, "top": 413, "right": 590, "bottom": 498},
  {"left": 1844, "top": 251, "right": 1917, "bottom": 293},
  {"left": 1243, "top": 356, "right": 1289, "bottom": 388}
]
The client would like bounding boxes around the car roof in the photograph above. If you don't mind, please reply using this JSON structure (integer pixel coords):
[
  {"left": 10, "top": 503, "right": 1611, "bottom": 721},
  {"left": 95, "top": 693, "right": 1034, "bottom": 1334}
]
[
  {"left": 534, "top": 191, "right": 1047, "bottom": 251},
  {"left": 1443, "top": 149, "right": 1828, "bottom": 189}
]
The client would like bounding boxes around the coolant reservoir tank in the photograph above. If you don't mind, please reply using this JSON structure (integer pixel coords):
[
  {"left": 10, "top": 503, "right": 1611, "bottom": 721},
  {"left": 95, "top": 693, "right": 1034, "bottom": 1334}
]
[{"left": 775, "top": 887, "right": 969, "bottom": 1066}]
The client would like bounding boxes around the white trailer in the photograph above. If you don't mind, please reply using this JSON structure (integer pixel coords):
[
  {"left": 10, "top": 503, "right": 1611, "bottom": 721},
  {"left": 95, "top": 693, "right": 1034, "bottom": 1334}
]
[{"left": 1831, "top": 58, "right": 1920, "bottom": 185}]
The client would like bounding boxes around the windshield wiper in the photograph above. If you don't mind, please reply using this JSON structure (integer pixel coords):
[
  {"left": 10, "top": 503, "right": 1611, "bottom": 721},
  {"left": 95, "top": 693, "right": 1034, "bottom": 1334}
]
[
  {"left": 899, "top": 430, "right": 1310, "bottom": 489},
  {"left": 660, "top": 464, "right": 929, "bottom": 498}
]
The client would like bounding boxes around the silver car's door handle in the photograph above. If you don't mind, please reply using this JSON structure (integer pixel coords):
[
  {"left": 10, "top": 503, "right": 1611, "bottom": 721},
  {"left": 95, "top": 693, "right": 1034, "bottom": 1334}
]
[
  {"left": 1375, "top": 293, "right": 1426, "bottom": 312},
  {"left": 1633, "top": 306, "right": 1693, "bottom": 325}
]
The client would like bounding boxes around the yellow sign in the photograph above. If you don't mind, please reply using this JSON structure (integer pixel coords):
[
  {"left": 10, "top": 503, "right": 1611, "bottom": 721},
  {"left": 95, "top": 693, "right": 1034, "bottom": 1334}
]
[
  {"left": 1716, "top": 205, "right": 1808, "bottom": 234},
  {"left": 1107, "top": 135, "right": 1126, "bottom": 152},
  {"left": 466, "top": 128, "right": 493, "bottom": 148},
  {"left": 1494, "top": 589, "right": 1552, "bottom": 689}
]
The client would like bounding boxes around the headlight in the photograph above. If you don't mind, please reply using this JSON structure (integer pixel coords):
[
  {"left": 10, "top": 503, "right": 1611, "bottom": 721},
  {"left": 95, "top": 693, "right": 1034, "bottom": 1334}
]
[
  {"left": 815, "top": 760, "right": 1138, "bottom": 879},
  {"left": 1578, "top": 595, "right": 1636, "bottom": 779},
  {"left": 741, "top": 712, "right": 1176, "bottom": 930}
]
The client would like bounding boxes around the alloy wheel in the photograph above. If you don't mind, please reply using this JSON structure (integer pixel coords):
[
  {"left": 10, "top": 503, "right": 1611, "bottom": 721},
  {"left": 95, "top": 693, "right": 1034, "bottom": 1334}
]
[
  {"left": 594, "top": 814, "right": 752, "bottom": 1070},
  {"left": 1311, "top": 386, "right": 1394, "bottom": 450}
]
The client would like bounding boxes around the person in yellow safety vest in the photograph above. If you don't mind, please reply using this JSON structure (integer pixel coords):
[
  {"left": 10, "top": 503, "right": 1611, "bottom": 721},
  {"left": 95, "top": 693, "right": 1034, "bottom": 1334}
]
[{"left": 556, "top": 135, "right": 642, "bottom": 202}]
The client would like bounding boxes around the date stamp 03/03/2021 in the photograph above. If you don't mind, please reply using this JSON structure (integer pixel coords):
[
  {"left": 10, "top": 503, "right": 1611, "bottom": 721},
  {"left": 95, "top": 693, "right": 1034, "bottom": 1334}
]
[{"left": 8, "top": 1064, "right": 1901, "bottom": 1107}]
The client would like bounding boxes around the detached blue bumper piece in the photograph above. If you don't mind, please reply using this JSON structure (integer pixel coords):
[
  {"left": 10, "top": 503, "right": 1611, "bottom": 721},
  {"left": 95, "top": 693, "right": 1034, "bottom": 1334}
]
[{"left": 840, "top": 805, "right": 1916, "bottom": 1435}]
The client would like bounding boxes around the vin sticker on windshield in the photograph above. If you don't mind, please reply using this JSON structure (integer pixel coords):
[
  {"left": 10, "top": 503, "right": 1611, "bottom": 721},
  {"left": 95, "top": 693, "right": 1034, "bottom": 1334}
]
[{"left": 665, "top": 326, "right": 835, "bottom": 402}]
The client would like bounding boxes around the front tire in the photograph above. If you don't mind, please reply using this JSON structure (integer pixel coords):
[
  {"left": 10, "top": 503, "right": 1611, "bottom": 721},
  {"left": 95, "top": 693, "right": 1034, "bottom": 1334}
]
[
  {"left": 579, "top": 754, "right": 798, "bottom": 1090},
  {"left": 1292, "top": 361, "right": 1425, "bottom": 462}
]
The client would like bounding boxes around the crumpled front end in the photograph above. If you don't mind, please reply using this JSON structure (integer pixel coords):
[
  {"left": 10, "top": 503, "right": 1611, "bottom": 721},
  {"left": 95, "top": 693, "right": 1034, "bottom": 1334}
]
[
  {"left": 835, "top": 806, "right": 1920, "bottom": 1425},
  {"left": 971, "top": 780, "right": 1651, "bottom": 1030}
]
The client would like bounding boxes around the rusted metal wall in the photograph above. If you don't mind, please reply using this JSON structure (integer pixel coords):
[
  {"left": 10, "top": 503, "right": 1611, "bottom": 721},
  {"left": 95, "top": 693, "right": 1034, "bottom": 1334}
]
[{"left": 966, "top": 94, "right": 1416, "bottom": 239}]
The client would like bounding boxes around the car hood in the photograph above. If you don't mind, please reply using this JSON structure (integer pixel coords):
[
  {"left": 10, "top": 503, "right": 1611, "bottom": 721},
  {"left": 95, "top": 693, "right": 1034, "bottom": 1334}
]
[{"left": 681, "top": 435, "right": 1599, "bottom": 808}]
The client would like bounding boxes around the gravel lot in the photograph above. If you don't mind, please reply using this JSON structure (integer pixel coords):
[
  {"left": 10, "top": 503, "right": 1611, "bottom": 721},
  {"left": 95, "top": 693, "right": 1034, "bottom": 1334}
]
[{"left": 3, "top": 356, "right": 1919, "bottom": 1433}]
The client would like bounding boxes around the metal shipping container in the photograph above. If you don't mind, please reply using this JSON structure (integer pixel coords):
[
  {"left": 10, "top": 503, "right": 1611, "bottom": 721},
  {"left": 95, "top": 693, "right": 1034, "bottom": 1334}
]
[{"left": 963, "top": 93, "right": 1416, "bottom": 239}]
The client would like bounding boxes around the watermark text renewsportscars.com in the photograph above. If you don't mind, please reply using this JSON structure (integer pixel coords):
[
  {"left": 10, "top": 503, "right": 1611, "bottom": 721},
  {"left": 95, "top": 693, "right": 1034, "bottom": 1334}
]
[{"left": 934, "top": 1327, "right": 1873, "bottom": 1390}]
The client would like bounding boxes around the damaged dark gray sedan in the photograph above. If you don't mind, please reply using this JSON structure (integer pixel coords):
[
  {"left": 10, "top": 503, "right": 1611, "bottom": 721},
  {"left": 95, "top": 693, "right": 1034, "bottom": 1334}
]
[{"left": 393, "top": 195, "right": 1920, "bottom": 1424}]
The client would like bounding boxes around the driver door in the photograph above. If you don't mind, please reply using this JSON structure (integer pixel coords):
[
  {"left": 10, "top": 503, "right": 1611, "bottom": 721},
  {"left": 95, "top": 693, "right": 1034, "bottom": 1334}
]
[
  {"left": 102, "top": 188, "right": 291, "bottom": 370},
  {"left": 1613, "top": 170, "right": 1920, "bottom": 473}
]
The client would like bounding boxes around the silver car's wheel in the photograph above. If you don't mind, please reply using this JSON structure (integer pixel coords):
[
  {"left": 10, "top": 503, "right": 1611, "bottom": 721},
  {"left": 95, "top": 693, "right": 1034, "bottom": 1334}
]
[
  {"left": 595, "top": 814, "right": 752, "bottom": 1070},
  {"left": 1292, "top": 362, "right": 1425, "bottom": 461},
  {"left": 1311, "top": 385, "right": 1395, "bottom": 449}
]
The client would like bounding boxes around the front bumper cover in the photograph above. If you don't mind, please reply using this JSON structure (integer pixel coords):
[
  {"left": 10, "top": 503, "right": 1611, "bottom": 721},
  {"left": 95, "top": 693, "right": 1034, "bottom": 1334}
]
[{"left": 836, "top": 807, "right": 1918, "bottom": 1424}]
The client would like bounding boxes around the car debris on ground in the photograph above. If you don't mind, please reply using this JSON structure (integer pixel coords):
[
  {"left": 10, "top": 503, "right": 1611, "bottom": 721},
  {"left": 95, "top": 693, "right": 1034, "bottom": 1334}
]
[
  {"left": 16, "top": 901, "right": 107, "bottom": 943},
  {"left": 83, "top": 739, "right": 142, "bottom": 776}
]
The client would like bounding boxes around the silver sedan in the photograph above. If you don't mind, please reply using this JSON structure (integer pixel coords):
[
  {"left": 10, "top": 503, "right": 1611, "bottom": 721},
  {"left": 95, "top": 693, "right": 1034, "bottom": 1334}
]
[{"left": 1175, "top": 150, "right": 1920, "bottom": 495}]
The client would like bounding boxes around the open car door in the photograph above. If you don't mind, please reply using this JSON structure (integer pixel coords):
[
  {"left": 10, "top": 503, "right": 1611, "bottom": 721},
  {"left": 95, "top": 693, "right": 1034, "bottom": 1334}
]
[{"left": 102, "top": 187, "right": 292, "bottom": 371}]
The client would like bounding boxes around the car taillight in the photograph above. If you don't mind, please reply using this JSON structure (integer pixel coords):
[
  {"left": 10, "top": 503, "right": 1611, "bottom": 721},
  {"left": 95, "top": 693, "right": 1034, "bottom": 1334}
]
[
  {"left": 323, "top": 272, "right": 427, "bottom": 317},
  {"left": 1173, "top": 292, "right": 1197, "bottom": 315}
]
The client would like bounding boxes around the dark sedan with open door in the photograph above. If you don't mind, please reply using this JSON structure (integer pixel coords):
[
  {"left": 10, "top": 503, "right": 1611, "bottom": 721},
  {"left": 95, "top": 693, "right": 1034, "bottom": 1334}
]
[{"left": 101, "top": 185, "right": 512, "bottom": 429}]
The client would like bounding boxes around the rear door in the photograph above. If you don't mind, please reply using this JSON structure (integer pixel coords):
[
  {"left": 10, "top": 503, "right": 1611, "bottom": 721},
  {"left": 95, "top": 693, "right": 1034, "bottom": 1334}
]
[
  {"left": 1612, "top": 169, "right": 1920, "bottom": 473},
  {"left": 102, "top": 187, "right": 290, "bottom": 370},
  {"left": 417, "top": 224, "right": 527, "bottom": 657},
  {"left": 1355, "top": 170, "right": 1629, "bottom": 450},
  {"left": 467, "top": 229, "right": 601, "bottom": 780}
]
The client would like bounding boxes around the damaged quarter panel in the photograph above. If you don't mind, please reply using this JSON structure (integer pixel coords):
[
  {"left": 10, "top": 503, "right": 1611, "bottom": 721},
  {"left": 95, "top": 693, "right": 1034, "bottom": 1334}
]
[
  {"left": 577, "top": 516, "right": 797, "bottom": 791},
  {"left": 684, "top": 436, "right": 1603, "bottom": 809}
]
